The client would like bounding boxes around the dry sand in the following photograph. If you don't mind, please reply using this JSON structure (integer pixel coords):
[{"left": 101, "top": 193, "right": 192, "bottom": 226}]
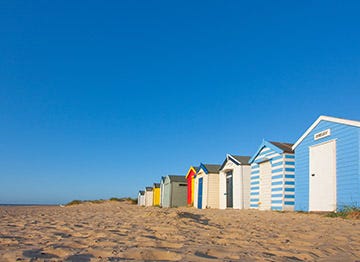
[{"left": 0, "top": 201, "right": 360, "bottom": 261}]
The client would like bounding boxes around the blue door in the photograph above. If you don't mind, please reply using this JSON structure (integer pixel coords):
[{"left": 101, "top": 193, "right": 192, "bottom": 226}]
[{"left": 197, "top": 177, "right": 203, "bottom": 209}]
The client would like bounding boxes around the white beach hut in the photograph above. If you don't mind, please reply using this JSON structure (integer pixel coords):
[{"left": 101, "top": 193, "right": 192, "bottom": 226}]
[
  {"left": 160, "top": 176, "right": 165, "bottom": 207},
  {"left": 194, "top": 164, "right": 221, "bottom": 209},
  {"left": 137, "top": 190, "right": 145, "bottom": 206},
  {"left": 219, "top": 155, "right": 251, "bottom": 209},
  {"left": 144, "top": 187, "right": 154, "bottom": 207}
]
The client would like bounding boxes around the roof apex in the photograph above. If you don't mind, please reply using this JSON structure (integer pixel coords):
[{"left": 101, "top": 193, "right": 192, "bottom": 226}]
[
  {"left": 185, "top": 166, "right": 199, "bottom": 178},
  {"left": 200, "top": 163, "right": 220, "bottom": 174},
  {"left": 292, "top": 115, "right": 360, "bottom": 150},
  {"left": 249, "top": 139, "right": 294, "bottom": 164},
  {"left": 220, "top": 154, "right": 251, "bottom": 170}
]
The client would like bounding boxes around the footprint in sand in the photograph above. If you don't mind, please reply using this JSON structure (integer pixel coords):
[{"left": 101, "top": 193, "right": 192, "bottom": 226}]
[
  {"left": 22, "top": 249, "right": 59, "bottom": 260},
  {"left": 122, "top": 248, "right": 182, "bottom": 261}
]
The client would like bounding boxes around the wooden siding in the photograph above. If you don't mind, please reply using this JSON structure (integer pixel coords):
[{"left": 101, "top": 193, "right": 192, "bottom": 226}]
[
  {"left": 194, "top": 170, "right": 207, "bottom": 209},
  {"left": 207, "top": 173, "right": 219, "bottom": 208},
  {"left": 138, "top": 194, "right": 145, "bottom": 206},
  {"left": 144, "top": 191, "right": 153, "bottom": 207},
  {"left": 242, "top": 165, "right": 251, "bottom": 209},
  {"left": 186, "top": 168, "right": 196, "bottom": 206},
  {"left": 219, "top": 159, "right": 251, "bottom": 209},
  {"left": 160, "top": 180, "right": 165, "bottom": 207},
  {"left": 250, "top": 143, "right": 295, "bottom": 211},
  {"left": 162, "top": 178, "right": 172, "bottom": 208},
  {"left": 171, "top": 182, "right": 187, "bottom": 207},
  {"left": 193, "top": 174, "right": 200, "bottom": 209},
  {"left": 295, "top": 120, "right": 360, "bottom": 211},
  {"left": 152, "top": 187, "right": 161, "bottom": 206}
]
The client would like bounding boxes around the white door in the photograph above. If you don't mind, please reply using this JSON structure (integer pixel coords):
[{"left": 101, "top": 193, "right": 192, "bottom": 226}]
[
  {"left": 309, "top": 140, "right": 337, "bottom": 211},
  {"left": 259, "top": 161, "right": 272, "bottom": 210}
]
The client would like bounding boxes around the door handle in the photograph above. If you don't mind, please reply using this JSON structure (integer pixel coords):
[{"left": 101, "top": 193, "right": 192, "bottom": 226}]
[{"left": 311, "top": 174, "right": 315, "bottom": 177}]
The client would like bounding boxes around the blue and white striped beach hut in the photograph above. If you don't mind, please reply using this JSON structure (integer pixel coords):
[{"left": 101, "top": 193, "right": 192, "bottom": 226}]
[
  {"left": 249, "top": 140, "right": 295, "bottom": 211},
  {"left": 293, "top": 115, "right": 360, "bottom": 212}
]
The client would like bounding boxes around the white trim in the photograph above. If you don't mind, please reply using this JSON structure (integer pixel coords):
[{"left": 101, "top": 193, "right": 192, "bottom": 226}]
[
  {"left": 292, "top": 115, "right": 360, "bottom": 150},
  {"left": 227, "top": 154, "right": 241, "bottom": 165},
  {"left": 309, "top": 138, "right": 337, "bottom": 148}
]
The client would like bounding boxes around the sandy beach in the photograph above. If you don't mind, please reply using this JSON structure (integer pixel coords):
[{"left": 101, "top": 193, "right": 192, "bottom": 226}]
[{"left": 0, "top": 201, "right": 359, "bottom": 261}]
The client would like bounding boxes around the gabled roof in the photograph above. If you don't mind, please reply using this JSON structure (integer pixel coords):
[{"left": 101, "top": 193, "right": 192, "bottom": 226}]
[
  {"left": 160, "top": 176, "right": 166, "bottom": 183},
  {"left": 219, "top": 155, "right": 251, "bottom": 170},
  {"left": 231, "top": 155, "right": 251, "bottom": 164},
  {"left": 292, "top": 115, "right": 360, "bottom": 150},
  {"left": 185, "top": 166, "right": 199, "bottom": 178},
  {"left": 269, "top": 141, "right": 294, "bottom": 153},
  {"left": 145, "top": 187, "right": 153, "bottom": 191},
  {"left": 138, "top": 190, "right": 145, "bottom": 195},
  {"left": 199, "top": 163, "right": 220, "bottom": 174},
  {"left": 167, "top": 175, "right": 186, "bottom": 183},
  {"left": 249, "top": 140, "right": 294, "bottom": 164},
  {"left": 153, "top": 183, "right": 160, "bottom": 188}
]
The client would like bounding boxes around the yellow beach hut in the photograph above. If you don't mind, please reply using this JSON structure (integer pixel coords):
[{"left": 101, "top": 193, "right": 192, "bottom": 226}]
[{"left": 153, "top": 183, "right": 161, "bottom": 206}]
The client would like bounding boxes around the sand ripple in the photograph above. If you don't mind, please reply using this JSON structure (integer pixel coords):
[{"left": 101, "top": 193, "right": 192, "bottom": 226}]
[{"left": 0, "top": 202, "right": 360, "bottom": 261}]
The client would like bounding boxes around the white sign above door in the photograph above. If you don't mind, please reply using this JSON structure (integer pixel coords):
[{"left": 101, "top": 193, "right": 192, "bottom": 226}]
[{"left": 314, "top": 129, "right": 331, "bottom": 141}]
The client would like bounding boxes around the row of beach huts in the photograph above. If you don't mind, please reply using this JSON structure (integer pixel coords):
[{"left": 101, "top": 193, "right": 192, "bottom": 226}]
[{"left": 137, "top": 115, "right": 360, "bottom": 212}]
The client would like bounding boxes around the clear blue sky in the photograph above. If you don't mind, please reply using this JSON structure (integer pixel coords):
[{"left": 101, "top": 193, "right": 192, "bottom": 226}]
[{"left": 1, "top": 1, "right": 359, "bottom": 204}]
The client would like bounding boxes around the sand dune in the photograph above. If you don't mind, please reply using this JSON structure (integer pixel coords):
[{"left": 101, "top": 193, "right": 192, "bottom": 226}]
[{"left": 1, "top": 201, "right": 360, "bottom": 261}]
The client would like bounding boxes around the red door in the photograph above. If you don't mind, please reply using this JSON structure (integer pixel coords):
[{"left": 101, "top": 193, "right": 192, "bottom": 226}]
[
  {"left": 186, "top": 169, "right": 196, "bottom": 205},
  {"left": 186, "top": 174, "right": 193, "bottom": 205}
]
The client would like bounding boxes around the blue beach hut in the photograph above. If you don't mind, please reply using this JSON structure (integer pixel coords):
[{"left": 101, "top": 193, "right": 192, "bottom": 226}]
[
  {"left": 249, "top": 140, "right": 295, "bottom": 211},
  {"left": 293, "top": 115, "right": 360, "bottom": 212}
]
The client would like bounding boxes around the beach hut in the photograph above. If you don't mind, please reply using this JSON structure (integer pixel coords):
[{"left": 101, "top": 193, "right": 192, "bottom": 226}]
[
  {"left": 249, "top": 140, "right": 295, "bottom": 211},
  {"left": 185, "top": 166, "right": 199, "bottom": 206},
  {"left": 194, "top": 164, "right": 221, "bottom": 209},
  {"left": 153, "top": 183, "right": 161, "bottom": 206},
  {"left": 137, "top": 190, "right": 145, "bottom": 206},
  {"left": 293, "top": 115, "right": 360, "bottom": 212},
  {"left": 160, "top": 176, "right": 166, "bottom": 207},
  {"left": 144, "top": 187, "right": 154, "bottom": 207},
  {"left": 162, "top": 175, "right": 187, "bottom": 208},
  {"left": 219, "top": 155, "right": 251, "bottom": 209}
]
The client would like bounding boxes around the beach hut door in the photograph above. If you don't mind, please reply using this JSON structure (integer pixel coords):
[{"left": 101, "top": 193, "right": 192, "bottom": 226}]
[
  {"left": 198, "top": 178, "right": 203, "bottom": 208},
  {"left": 259, "top": 161, "right": 272, "bottom": 210},
  {"left": 309, "top": 140, "right": 337, "bottom": 211},
  {"left": 226, "top": 171, "right": 233, "bottom": 208}
]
